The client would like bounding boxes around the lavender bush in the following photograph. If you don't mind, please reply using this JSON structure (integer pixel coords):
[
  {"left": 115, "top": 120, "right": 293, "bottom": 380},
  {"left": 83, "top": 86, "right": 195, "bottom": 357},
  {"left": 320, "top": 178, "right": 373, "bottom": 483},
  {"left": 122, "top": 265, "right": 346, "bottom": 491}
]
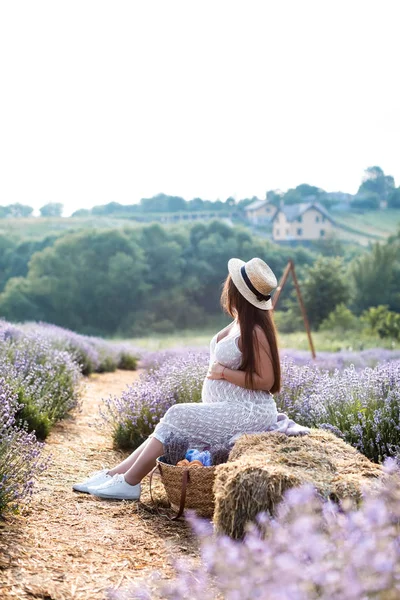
[
  {"left": 0, "top": 319, "right": 139, "bottom": 513},
  {"left": 0, "top": 377, "right": 47, "bottom": 513},
  {"left": 281, "top": 347, "right": 400, "bottom": 370},
  {"left": 0, "top": 329, "right": 82, "bottom": 439},
  {"left": 108, "top": 461, "right": 400, "bottom": 600},
  {"left": 20, "top": 322, "right": 140, "bottom": 374},
  {"left": 105, "top": 348, "right": 400, "bottom": 462},
  {"left": 276, "top": 358, "right": 400, "bottom": 463},
  {"left": 138, "top": 346, "right": 209, "bottom": 371},
  {"left": 139, "top": 346, "right": 400, "bottom": 373},
  {"left": 102, "top": 351, "right": 209, "bottom": 449}
]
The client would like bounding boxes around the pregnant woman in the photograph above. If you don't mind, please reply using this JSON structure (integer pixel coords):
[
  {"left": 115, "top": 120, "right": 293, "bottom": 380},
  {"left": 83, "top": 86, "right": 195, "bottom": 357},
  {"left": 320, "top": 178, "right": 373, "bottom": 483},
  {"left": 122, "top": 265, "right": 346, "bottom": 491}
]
[{"left": 73, "top": 257, "right": 282, "bottom": 500}]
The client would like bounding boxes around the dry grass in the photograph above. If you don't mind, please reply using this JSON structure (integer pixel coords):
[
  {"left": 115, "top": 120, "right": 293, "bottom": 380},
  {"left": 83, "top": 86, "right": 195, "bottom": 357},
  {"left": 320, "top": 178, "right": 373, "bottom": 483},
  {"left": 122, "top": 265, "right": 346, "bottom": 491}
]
[
  {"left": 214, "top": 429, "right": 384, "bottom": 539},
  {"left": 0, "top": 370, "right": 198, "bottom": 600}
]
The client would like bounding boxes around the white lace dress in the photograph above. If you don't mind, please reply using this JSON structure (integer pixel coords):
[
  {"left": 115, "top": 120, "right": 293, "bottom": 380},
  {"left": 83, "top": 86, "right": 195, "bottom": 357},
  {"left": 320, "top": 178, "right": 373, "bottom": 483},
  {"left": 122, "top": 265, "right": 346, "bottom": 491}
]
[{"left": 152, "top": 321, "right": 278, "bottom": 448}]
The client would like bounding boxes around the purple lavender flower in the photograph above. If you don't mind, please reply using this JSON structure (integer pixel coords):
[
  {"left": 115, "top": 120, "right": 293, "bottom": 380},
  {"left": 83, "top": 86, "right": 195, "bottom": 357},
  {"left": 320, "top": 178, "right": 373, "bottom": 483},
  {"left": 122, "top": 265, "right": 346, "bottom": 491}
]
[
  {"left": 108, "top": 466, "right": 400, "bottom": 600},
  {"left": 276, "top": 358, "right": 400, "bottom": 462},
  {"left": 0, "top": 377, "right": 47, "bottom": 514},
  {"left": 101, "top": 351, "right": 209, "bottom": 449},
  {"left": 21, "top": 321, "right": 140, "bottom": 374}
]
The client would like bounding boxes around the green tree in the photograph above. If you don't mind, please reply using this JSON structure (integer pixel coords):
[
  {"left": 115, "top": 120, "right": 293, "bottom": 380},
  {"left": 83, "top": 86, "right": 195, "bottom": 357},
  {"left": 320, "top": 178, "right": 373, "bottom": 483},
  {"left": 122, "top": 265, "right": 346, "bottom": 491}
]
[
  {"left": 350, "top": 192, "right": 380, "bottom": 210},
  {"left": 188, "top": 197, "right": 204, "bottom": 211},
  {"left": 311, "top": 234, "right": 345, "bottom": 258},
  {"left": 140, "top": 194, "right": 187, "bottom": 213},
  {"left": 0, "top": 204, "right": 33, "bottom": 218},
  {"left": 350, "top": 241, "right": 400, "bottom": 314},
  {"left": 301, "top": 257, "right": 350, "bottom": 328},
  {"left": 0, "top": 236, "right": 57, "bottom": 291},
  {"left": 388, "top": 188, "right": 400, "bottom": 209},
  {"left": 266, "top": 190, "right": 284, "bottom": 206},
  {"left": 319, "top": 304, "right": 359, "bottom": 332},
  {"left": 8, "top": 203, "right": 34, "bottom": 217},
  {"left": 361, "top": 305, "right": 400, "bottom": 340},
  {"left": 71, "top": 209, "right": 91, "bottom": 217},
  {"left": 40, "top": 203, "right": 64, "bottom": 217},
  {"left": 283, "top": 184, "right": 326, "bottom": 205},
  {"left": 357, "top": 166, "right": 395, "bottom": 201},
  {"left": 0, "top": 221, "right": 319, "bottom": 335},
  {"left": 0, "top": 230, "right": 147, "bottom": 334}
]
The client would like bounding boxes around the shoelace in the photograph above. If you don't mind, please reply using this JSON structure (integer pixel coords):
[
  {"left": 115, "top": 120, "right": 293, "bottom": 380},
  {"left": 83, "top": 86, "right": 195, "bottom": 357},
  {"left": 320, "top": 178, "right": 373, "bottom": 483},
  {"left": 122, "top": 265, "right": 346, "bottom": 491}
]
[
  {"left": 101, "top": 473, "right": 125, "bottom": 488},
  {"left": 88, "top": 470, "right": 105, "bottom": 478}
]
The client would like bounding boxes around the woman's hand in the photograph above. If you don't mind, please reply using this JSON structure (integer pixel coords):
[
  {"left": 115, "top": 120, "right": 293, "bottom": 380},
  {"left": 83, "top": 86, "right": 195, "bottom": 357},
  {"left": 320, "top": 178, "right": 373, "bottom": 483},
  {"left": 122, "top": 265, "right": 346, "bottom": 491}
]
[{"left": 207, "top": 361, "right": 226, "bottom": 380}]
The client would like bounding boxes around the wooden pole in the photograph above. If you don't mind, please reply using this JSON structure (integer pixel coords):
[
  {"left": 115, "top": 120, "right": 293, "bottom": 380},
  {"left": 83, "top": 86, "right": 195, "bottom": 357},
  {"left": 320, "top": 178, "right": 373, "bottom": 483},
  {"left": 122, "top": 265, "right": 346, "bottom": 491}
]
[
  {"left": 289, "top": 260, "right": 316, "bottom": 359},
  {"left": 272, "top": 261, "right": 292, "bottom": 310}
]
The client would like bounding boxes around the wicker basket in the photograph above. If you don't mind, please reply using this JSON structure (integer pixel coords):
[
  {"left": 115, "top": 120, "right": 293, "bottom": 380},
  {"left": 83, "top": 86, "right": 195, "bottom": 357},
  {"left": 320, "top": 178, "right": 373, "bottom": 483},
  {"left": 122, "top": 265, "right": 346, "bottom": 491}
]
[{"left": 150, "top": 457, "right": 217, "bottom": 520}]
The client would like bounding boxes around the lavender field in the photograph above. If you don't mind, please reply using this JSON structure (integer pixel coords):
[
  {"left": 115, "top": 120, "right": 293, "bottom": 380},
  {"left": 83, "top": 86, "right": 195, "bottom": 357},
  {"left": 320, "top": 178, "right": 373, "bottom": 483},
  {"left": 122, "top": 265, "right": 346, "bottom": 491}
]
[
  {"left": 0, "top": 320, "right": 139, "bottom": 515},
  {"left": 3, "top": 320, "right": 400, "bottom": 599},
  {"left": 104, "top": 346, "right": 400, "bottom": 463},
  {"left": 110, "top": 461, "right": 400, "bottom": 600},
  {"left": 103, "top": 344, "right": 400, "bottom": 600}
]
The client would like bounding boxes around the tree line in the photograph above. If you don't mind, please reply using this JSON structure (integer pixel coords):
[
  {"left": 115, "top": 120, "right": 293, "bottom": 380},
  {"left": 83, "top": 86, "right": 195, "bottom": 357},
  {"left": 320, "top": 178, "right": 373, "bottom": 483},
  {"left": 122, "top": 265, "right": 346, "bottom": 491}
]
[
  {"left": 2, "top": 166, "right": 399, "bottom": 221},
  {"left": 0, "top": 220, "right": 399, "bottom": 337}
]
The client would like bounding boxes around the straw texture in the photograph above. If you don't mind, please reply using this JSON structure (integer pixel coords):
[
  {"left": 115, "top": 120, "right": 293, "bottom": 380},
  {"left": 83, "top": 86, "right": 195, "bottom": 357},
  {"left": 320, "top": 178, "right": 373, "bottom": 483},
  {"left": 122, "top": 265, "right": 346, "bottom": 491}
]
[
  {"left": 157, "top": 459, "right": 217, "bottom": 518},
  {"left": 213, "top": 429, "right": 384, "bottom": 539},
  {"left": 228, "top": 257, "right": 277, "bottom": 310}
]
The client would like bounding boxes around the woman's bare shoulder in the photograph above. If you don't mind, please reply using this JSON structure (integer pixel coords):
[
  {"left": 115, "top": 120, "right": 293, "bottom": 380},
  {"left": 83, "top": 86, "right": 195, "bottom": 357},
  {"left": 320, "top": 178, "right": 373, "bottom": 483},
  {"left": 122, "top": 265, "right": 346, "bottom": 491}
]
[
  {"left": 216, "top": 320, "right": 235, "bottom": 343},
  {"left": 253, "top": 325, "right": 271, "bottom": 349}
]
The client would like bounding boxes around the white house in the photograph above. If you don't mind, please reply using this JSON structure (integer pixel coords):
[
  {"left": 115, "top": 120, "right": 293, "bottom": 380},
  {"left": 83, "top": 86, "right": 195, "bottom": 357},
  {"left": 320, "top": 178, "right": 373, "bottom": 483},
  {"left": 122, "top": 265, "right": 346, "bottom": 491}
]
[
  {"left": 272, "top": 203, "right": 336, "bottom": 242},
  {"left": 244, "top": 199, "right": 278, "bottom": 225}
]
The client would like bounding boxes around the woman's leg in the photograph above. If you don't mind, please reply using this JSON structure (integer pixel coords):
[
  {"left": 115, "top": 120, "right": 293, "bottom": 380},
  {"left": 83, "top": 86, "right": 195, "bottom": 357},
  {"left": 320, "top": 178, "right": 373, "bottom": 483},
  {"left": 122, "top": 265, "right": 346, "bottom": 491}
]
[
  {"left": 123, "top": 438, "right": 164, "bottom": 486},
  {"left": 107, "top": 439, "right": 149, "bottom": 476}
]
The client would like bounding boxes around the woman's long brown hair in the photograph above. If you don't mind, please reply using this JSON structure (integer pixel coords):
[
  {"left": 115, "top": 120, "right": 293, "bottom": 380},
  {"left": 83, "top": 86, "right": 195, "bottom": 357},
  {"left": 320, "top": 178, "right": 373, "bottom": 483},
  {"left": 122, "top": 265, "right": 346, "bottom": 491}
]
[{"left": 220, "top": 275, "right": 281, "bottom": 394}]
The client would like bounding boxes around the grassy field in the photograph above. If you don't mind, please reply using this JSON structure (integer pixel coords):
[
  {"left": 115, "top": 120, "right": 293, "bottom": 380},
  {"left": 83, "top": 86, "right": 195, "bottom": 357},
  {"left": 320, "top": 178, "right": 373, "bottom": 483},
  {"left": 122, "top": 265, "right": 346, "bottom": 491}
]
[
  {"left": 334, "top": 209, "right": 400, "bottom": 242},
  {"left": 127, "top": 327, "right": 400, "bottom": 353},
  {"left": 3, "top": 208, "right": 400, "bottom": 243},
  {"left": 0, "top": 216, "right": 140, "bottom": 240}
]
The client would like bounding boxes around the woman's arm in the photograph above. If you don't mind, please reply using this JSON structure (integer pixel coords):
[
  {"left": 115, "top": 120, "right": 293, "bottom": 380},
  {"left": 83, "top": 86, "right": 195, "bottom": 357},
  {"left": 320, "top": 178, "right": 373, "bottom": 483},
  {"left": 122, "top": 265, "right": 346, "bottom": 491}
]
[{"left": 207, "top": 326, "right": 275, "bottom": 391}]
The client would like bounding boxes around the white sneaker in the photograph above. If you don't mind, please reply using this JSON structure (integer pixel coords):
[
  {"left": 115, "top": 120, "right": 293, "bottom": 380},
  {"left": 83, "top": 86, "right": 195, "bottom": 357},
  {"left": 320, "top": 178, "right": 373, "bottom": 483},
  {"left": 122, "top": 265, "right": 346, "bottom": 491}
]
[
  {"left": 72, "top": 469, "right": 112, "bottom": 493},
  {"left": 88, "top": 473, "right": 141, "bottom": 500}
]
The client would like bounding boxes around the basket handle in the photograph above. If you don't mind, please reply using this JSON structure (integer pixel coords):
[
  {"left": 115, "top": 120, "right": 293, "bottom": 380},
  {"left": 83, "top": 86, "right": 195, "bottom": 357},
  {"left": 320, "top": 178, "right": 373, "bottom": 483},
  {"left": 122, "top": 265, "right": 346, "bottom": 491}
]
[{"left": 149, "top": 463, "right": 190, "bottom": 521}]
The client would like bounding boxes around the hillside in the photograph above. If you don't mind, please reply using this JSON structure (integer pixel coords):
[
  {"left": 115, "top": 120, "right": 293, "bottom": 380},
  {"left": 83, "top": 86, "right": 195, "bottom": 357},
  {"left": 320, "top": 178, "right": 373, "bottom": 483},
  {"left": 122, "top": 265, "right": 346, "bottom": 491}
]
[
  {"left": 333, "top": 209, "right": 400, "bottom": 243},
  {"left": 1, "top": 208, "right": 400, "bottom": 245},
  {"left": 0, "top": 216, "right": 140, "bottom": 240}
]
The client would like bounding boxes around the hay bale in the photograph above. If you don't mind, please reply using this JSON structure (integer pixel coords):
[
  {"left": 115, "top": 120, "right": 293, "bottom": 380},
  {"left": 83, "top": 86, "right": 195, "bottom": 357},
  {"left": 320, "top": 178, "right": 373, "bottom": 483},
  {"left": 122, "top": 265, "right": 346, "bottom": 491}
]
[{"left": 213, "top": 429, "right": 383, "bottom": 539}]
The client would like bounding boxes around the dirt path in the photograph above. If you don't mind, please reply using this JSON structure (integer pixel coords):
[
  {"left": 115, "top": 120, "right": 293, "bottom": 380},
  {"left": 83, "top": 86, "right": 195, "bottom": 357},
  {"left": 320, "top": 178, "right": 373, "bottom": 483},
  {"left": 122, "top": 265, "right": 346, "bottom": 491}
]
[{"left": 0, "top": 370, "right": 197, "bottom": 600}]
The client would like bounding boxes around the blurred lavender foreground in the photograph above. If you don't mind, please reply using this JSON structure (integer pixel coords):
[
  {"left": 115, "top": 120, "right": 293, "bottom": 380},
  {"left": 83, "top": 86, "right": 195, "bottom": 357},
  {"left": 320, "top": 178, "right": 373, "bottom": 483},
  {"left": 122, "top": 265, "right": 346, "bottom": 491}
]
[{"left": 107, "top": 461, "right": 400, "bottom": 600}]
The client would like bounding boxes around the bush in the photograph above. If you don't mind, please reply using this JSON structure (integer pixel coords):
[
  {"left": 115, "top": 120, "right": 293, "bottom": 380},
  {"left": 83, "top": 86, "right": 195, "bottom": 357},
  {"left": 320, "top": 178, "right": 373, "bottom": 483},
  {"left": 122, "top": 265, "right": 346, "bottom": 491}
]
[
  {"left": 350, "top": 192, "right": 380, "bottom": 210},
  {"left": 361, "top": 305, "right": 400, "bottom": 340},
  {"left": 276, "top": 358, "right": 400, "bottom": 463},
  {"left": 319, "top": 303, "right": 359, "bottom": 332},
  {"left": 273, "top": 308, "right": 304, "bottom": 333},
  {"left": 20, "top": 322, "right": 139, "bottom": 374},
  {"left": 0, "top": 334, "right": 81, "bottom": 439},
  {"left": 0, "top": 378, "right": 47, "bottom": 513},
  {"left": 118, "top": 352, "right": 138, "bottom": 370},
  {"left": 102, "top": 351, "right": 208, "bottom": 449}
]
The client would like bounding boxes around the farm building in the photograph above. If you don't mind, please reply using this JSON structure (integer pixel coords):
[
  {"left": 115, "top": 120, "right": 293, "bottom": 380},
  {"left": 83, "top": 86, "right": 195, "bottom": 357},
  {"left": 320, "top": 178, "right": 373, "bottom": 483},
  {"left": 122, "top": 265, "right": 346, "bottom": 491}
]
[
  {"left": 272, "top": 203, "right": 336, "bottom": 242},
  {"left": 244, "top": 199, "right": 278, "bottom": 225}
]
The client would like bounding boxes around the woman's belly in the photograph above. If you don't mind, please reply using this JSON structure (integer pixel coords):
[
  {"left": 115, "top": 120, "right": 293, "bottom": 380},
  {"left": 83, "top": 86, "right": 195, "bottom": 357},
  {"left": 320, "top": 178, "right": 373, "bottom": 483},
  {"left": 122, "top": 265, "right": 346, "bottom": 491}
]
[{"left": 201, "top": 377, "right": 275, "bottom": 406}]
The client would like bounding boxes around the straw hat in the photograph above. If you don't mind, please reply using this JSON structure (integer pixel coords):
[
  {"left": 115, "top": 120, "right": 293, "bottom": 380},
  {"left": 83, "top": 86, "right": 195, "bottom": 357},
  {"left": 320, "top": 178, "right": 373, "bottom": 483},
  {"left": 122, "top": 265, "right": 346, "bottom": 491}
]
[{"left": 227, "top": 257, "right": 277, "bottom": 310}]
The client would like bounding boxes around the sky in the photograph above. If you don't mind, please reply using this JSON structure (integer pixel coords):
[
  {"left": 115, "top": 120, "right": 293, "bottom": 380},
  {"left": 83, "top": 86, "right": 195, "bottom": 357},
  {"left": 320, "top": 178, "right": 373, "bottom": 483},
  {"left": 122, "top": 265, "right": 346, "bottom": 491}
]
[{"left": 0, "top": 1, "right": 399, "bottom": 216}]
